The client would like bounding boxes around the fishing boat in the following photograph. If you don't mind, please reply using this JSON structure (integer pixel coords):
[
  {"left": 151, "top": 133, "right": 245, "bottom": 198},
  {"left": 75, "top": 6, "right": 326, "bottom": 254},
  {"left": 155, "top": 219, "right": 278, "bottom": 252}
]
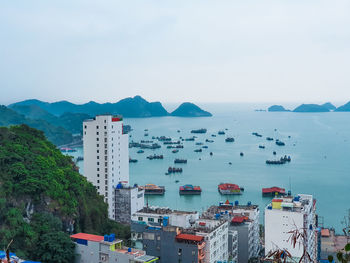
[
  {"left": 172, "top": 149, "right": 179, "bottom": 153},
  {"left": 266, "top": 137, "right": 274, "bottom": 141},
  {"left": 174, "top": 159, "right": 187, "bottom": 164},
  {"left": 129, "top": 158, "right": 138, "bottom": 163},
  {"left": 225, "top": 137, "right": 235, "bottom": 142},
  {"left": 275, "top": 140, "right": 285, "bottom": 146},
  {"left": 168, "top": 167, "right": 183, "bottom": 173},
  {"left": 194, "top": 149, "right": 202, "bottom": 153},
  {"left": 218, "top": 131, "right": 225, "bottom": 135},
  {"left": 139, "top": 184, "right": 165, "bottom": 195},
  {"left": 191, "top": 128, "right": 207, "bottom": 134},
  {"left": 179, "top": 184, "right": 202, "bottom": 195},
  {"left": 262, "top": 186, "right": 286, "bottom": 197},
  {"left": 259, "top": 145, "right": 265, "bottom": 149},
  {"left": 137, "top": 150, "right": 144, "bottom": 154},
  {"left": 240, "top": 152, "right": 244, "bottom": 156},
  {"left": 147, "top": 154, "right": 164, "bottom": 160},
  {"left": 218, "top": 183, "right": 244, "bottom": 195}
]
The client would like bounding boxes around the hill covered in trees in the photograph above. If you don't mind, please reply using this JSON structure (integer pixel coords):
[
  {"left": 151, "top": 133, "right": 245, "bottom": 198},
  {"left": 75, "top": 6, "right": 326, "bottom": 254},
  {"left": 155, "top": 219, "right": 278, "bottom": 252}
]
[{"left": 0, "top": 125, "right": 129, "bottom": 263}]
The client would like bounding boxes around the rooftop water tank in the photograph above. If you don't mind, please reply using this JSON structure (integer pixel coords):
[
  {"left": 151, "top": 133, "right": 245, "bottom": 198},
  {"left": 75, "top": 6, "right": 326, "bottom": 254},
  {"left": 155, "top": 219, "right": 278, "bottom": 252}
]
[
  {"left": 128, "top": 248, "right": 132, "bottom": 252},
  {"left": 116, "top": 183, "right": 123, "bottom": 189},
  {"left": 247, "top": 201, "right": 251, "bottom": 206},
  {"left": 235, "top": 200, "right": 239, "bottom": 206},
  {"left": 104, "top": 235, "right": 109, "bottom": 241}
]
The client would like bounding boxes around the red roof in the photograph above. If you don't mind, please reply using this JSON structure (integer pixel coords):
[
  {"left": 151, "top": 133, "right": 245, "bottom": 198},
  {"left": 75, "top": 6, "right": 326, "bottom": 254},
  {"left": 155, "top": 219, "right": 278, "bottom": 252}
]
[
  {"left": 176, "top": 234, "right": 204, "bottom": 242},
  {"left": 231, "top": 216, "right": 249, "bottom": 223},
  {"left": 70, "top": 233, "right": 104, "bottom": 242},
  {"left": 112, "top": 117, "right": 121, "bottom": 122},
  {"left": 262, "top": 187, "right": 285, "bottom": 194},
  {"left": 272, "top": 199, "right": 283, "bottom": 202},
  {"left": 218, "top": 183, "right": 240, "bottom": 190},
  {"left": 321, "top": 229, "right": 330, "bottom": 237}
]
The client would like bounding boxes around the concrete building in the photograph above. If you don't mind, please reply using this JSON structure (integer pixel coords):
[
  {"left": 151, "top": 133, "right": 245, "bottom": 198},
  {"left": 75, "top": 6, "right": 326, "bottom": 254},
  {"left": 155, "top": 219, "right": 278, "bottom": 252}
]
[
  {"left": 71, "top": 233, "right": 158, "bottom": 263},
  {"left": 131, "top": 207, "right": 229, "bottom": 263},
  {"left": 83, "top": 115, "right": 144, "bottom": 222},
  {"left": 264, "top": 194, "right": 317, "bottom": 262},
  {"left": 115, "top": 185, "right": 145, "bottom": 224},
  {"left": 202, "top": 201, "right": 261, "bottom": 263}
]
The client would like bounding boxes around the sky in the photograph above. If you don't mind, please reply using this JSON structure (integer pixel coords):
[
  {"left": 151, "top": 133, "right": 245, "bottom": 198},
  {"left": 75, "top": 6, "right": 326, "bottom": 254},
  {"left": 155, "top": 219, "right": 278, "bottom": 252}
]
[{"left": 1, "top": 0, "right": 350, "bottom": 105}]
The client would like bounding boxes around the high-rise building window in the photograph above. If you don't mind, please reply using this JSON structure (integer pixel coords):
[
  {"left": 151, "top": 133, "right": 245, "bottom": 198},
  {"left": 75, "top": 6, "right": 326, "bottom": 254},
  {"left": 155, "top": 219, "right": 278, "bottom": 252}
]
[
  {"left": 97, "top": 174, "right": 100, "bottom": 177},
  {"left": 96, "top": 138, "right": 99, "bottom": 141},
  {"left": 105, "top": 150, "right": 107, "bottom": 154},
  {"left": 84, "top": 125, "right": 87, "bottom": 129},
  {"left": 105, "top": 180, "right": 108, "bottom": 185},
  {"left": 105, "top": 168, "right": 108, "bottom": 172},
  {"left": 97, "top": 180, "right": 99, "bottom": 183},
  {"left": 105, "top": 156, "right": 107, "bottom": 161},
  {"left": 97, "top": 168, "right": 99, "bottom": 171},
  {"left": 104, "top": 126, "right": 107, "bottom": 129},
  {"left": 96, "top": 126, "right": 99, "bottom": 129},
  {"left": 97, "top": 162, "right": 99, "bottom": 165},
  {"left": 105, "top": 162, "right": 108, "bottom": 166},
  {"left": 105, "top": 186, "right": 108, "bottom": 191},
  {"left": 105, "top": 174, "right": 108, "bottom": 179},
  {"left": 104, "top": 138, "right": 107, "bottom": 142},
  {"left": 97, "top": 156, "right": 99, "bottom": 159},
  {"left": 96, "top": 132, "right": 99, "bottom": 135},
  {"left": 97, "top": 150, "right": 99, "bottom": 153},
  {"left": 105, "top": 144, "right": 107, "bottom": 148},
  {"left": 84, "top": 132, "right": 86, "bottom": 135},
  {"left": 97, "top": 144, "right": 99, "bottom": 147}
]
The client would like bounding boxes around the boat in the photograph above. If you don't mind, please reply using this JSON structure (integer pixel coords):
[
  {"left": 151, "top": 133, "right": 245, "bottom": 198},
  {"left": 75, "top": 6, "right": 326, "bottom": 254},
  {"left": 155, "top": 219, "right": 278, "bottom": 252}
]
[
  {"left": 194, "top": 149, "right": 202, "bottom": 153},
  {"left": 179, "top": 184, "right": 202, "bottom": 195},
  {"left": 252, "top": 132, "right": 262, "bottom": 137},
  {"left": 240, "top": 152, "right": 244, "bottom": 156},
  {"left": 174, "top": 159, "right": 187, "bottom": 164},
  {"left": 202, "top": 145, "right": 208, "bottom": 149},
  {"left": 205, "top": 139, "right": 214, "bottom": 143},
  {"left": 172, "top": 149, "right": 179, "bottom": 153},
  {"left": 266, "top": 155, "right": 291, "bottom": 165},
  {"left": 185, "top": 137, "right": 195, "bottom": 141},
  {"left": 129, "top": 158, "right": 138, "bottom": 163},
  {"left": 144, "top": 133, "right": 149, "bottom": 137},
  {"left": 275, "top": 140, "right": 285, "bottom": 146},
  {"left": 211, "top": 134, "right": 217, "bottom": 137},
  {"left": 210, "top": 152, "right": 213, "bottom": 156},
  {"left": 218, "top": 131, "right": 225, "bottom": 135},
  {"left": 262, "top": 186, "right": 286, "bottom": 197},
  {"left": 177, "top": 130, "right": 181, "bottom": 133},
  {"left": 273, "top": 151, "right": 277, "bottom": 155},
  {"left": 60, "top": 147, "right": 76, "bottom": 152},
  {"left": 137, "top": 150, "right": 144, "bottom": 154},
  {"left": 218, "top": 183, "right": 244, "bottom": 195},
  {"left": 195, "top": 142, "right": 203, "bottom": 145},
  {"left": 225, "top": 137, "right": 235, "bottom": 142},
  {"left": 76, "top": 156, "right": 84, "bottom": 161},
  {"left": 191, "top": 128, "right": 207, "bottom": 134},
  {"left": 139, "top": 184, "right": 165, "bottom": 195},
  {"left": 175, "top": 180, "right": 179, "bottom": 183},
  {"left": 147, "top": 154, "right": 164, "bottom": 160},
  {"left": 266, "top": 137, "right": 274, "bottom": 141},
  {"left": 259, "top": 145, "right": 265, "bottom": 149},
  {"left": 168, "top": 167, "right": 183, "bottom": 173}
]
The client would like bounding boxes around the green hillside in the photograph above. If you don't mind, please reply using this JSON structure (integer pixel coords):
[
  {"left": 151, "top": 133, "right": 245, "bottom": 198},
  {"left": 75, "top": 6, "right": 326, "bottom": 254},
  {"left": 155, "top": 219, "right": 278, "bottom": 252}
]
[{"left": 0, "top": 125, "right": 129, "bottom": 262}]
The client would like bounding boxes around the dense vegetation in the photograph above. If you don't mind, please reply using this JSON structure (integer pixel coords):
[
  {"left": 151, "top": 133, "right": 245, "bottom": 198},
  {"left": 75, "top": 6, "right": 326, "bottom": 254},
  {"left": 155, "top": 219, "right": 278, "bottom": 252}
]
[
  {"left": 0, "top": 125, "right": 130, "bottom": 262},
  {"left": 0, "top": 105, "right": 73, "bottom": 145}
]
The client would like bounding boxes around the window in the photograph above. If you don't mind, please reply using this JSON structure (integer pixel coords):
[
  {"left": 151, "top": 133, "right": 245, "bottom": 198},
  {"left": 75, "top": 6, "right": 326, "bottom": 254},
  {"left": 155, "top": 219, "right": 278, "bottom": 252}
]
[
  {"left": 192, "top": 251, "right": 195, "bottom": 256},
  {"left": 97, "top": 156, "right": 100, "bottom": 159},
  {"left": 97, "top": 180, "right": 100, "bottom": 183},
  {"left": 105, "top": 186, "right": 108, "bottom": 191},
  {"left": 97, "top": 168, "right": 100, "bottom": 171},
  {"left": 96, "top": 132, "right": 99, "bottom": 135},
  {"left": 138, "top": 217, "right": 143, "bottom": 221},
  {"left": 84, "top": 125, "right": 87, "bottom": 129},
  {"left": 105, "top": 150, "right": 107, "bottom": 154},
  {"left": 105, "top": 168, "right": 108, "bottom": 172},
  {"left": 104, "top": 120, "right": 106, "bottom": 123},
  {"left": 148, "top": 218, "right": 154, "bottom": 222},
  {"left": 97, "top": 138, "right": 99, "bottom": 141},
  {"left": 105, "top": 138, "right": 107, "bottom": 142},
  {"left": 105, "top": 156, "right": 107, "bottom": 161},
  {"left": 105, "top": 144, "right": 107, "bottom": 148},
  {"left": 97, "top": 162, "right": 99, "bottom": 165},
  {"left": 97, "top": 144, "right": 99, "bottom": 147},
  {"left": 158, "top": 218, "right": 162, "bottom": 223},
  {"left": 84, "top": 132, "right": 86, "bottom": 135},
  {"left": 96, "top": 126, "right": 99, "bottom": 129},
  {"left": 178, "top": 248, "right": 182, "bottom": 256},
  {"left": 97, "top": 150, "right": 99, "bottom": 153},
  {"left": 97, "top": 174, "right": 100, "bottom": 177},
  {"left": 105, "top": 174, "right": 108, "bottom": 179},
  {"left": 105, "top": 180, "right": 108, "bottom": 185},
  {"left": 104, "top": 126, "right": 107, "bottom": 129}
]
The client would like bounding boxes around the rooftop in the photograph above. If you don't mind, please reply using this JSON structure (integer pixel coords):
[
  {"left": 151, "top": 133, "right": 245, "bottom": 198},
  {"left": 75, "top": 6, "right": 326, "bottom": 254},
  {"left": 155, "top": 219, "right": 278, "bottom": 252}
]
[
  {"left": 137, "top": 206, "right": 198, "bottom": 215},
  {"left": 176, "top": 233, "right": 204, "bottom": 242},
  {"left": 265, "top": 194, "right": 314, "bottom": 213},
  {"left": 70, "top": 233, "right": 104, "bottom": 242}
]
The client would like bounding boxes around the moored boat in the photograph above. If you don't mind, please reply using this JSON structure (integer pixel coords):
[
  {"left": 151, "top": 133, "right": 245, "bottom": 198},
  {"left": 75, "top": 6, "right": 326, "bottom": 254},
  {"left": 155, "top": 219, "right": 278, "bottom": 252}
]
[
  {"left": 262, "top": 186, "right": 286, "bottom": 196},
  {"left": 191, "top": 128, "right": 207, "bottom": 134},
  {"left": 218, "top": 183, "right": 244, "bottom": 195},
  {"left": 179, "top": 184, "right": 202, "bottom": 195},
  {"left": 225, "top": 137, "right": 235, "bottom": 142},
  {"left": 139, "top": 184, "right": 165, "bottom": 195},
  {"left": 174, "top": 159, "right": 187, "bottom": 164}
]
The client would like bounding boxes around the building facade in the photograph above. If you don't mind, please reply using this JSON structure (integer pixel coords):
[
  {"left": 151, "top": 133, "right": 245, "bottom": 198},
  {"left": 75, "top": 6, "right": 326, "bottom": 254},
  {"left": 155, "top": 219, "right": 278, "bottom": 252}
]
[
  {"left": 131, "top": 207, "right": 229, "bottom": 263},
  {"left": 71, "top": 233, "right": 158, "bottom": 263},
  {"left": 264, "top": 194, "right": 317, "bottom": 262},
  {"left": 202, "top": 201, "right": 261, "bottom": 263}
]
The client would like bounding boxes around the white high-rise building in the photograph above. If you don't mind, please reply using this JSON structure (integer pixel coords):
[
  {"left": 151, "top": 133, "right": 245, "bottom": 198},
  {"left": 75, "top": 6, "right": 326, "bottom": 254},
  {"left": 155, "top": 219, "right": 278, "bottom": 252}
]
[
  {"left": 265, "top": 194, "right": 317, "bottom": 263},
  {"left": 83, "top": 115, "right": 129, "bottom": 219}
]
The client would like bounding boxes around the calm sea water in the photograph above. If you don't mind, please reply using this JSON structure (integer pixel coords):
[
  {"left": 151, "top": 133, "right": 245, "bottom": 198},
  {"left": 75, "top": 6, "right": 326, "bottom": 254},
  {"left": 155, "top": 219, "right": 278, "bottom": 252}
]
[{"left": 72, "top": 103, "right": 350, "bottom": 233}]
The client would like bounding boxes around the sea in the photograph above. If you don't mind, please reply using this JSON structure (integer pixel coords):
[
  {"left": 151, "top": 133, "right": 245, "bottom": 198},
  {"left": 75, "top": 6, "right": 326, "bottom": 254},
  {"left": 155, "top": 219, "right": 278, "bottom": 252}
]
[{"left": 69, "top": 103, "right": 350, "bottom": 233}]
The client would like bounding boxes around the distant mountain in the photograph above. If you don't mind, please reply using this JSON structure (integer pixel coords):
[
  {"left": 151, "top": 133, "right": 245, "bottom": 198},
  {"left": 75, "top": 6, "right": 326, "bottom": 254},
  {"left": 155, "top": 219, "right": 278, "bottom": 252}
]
[
  {"left": 322, "top": 102, "right": 336, "bottom": 111},
  {"left": 293, "top": 104, "right": 330, "bottom": 112},
  {"left": 9, "top": 104, "right": 91, "bottom": 134},
  {"left": 335, "top": 101, "right": 350, "bottom": 112},
  {"left": 170, "top": 102, "right": 212, "bottom": 117},
  {"left": 0, "top": 105, "right": 73, "bottom": 145},
  {"left": 9, "top": 95, "right": 169, "bottom": 117},
  {"left": 268, "top": 105, "right": 290, "bottom": 112}
]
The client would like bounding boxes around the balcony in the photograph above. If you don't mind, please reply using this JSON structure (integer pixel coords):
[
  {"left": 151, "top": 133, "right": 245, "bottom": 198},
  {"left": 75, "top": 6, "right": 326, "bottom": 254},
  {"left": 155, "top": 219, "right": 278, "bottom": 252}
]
[{"left": 198, "top": 241, "right": 206, "bottom": 250}]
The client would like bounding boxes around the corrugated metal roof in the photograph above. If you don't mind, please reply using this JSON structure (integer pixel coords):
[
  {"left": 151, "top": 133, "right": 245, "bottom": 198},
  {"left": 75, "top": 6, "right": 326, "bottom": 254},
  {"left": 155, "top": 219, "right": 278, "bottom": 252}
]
[
  {"left": 70, "top": 233, "right": 104, "bottom": 242},
  {"left": 176, "top": 233, "right": 204, "bottom": 242}
]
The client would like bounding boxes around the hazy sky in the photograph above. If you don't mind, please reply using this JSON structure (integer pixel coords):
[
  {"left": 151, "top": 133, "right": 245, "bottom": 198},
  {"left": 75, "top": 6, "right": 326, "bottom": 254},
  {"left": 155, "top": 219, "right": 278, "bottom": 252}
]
[{"left": 1, "top": 0, "right": 350, "bottom": 105}]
